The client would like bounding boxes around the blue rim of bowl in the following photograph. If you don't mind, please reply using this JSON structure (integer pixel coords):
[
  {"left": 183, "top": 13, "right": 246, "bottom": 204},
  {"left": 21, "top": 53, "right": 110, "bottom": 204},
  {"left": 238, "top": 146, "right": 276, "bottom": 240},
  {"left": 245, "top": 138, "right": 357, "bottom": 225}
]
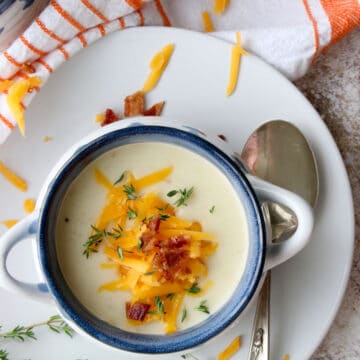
[{"left": 38, "top": 124, "right": 266, "bottom": 353}]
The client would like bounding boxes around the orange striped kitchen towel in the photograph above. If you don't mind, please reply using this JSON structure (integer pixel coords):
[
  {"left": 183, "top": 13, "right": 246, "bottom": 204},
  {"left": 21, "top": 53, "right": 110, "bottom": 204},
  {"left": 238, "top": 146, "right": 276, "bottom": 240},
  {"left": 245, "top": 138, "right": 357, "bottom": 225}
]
[{"left": 0, "top": 0, "right": 359, "bottom": 143}]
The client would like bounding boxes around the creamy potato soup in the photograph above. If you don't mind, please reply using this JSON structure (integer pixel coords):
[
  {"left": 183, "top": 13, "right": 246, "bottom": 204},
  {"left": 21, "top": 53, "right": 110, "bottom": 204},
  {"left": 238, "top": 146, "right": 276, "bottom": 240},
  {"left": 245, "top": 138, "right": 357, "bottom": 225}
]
[{"left": 56, "top": 142, "right": 248, "bottom": 334}]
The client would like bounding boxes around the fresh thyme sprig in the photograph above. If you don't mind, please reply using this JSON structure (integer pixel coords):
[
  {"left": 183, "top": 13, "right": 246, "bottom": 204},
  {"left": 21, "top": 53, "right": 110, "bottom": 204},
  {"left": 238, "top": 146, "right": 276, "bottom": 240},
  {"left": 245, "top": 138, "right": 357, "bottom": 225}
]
[
  {"left": 167, "top": 187, "right": 194, "bottom": 207},
  {"left": 1, "top": 325, "right": 36, "bottom": 341},
  {"left": 82, "top": 225, "right": 107, "bottom": 258},
  {"left": 0, "top": 315, "right": 73, "bottom": 342},
  {"left": 0, "top": 349, "right": 8, "bottom": 360},
  {"left": 123, "top": 184, "right": 139, "bottom": 200},
  {"left": 194, "top": 300, "right": 210, "bottom": 314},
  {"left": 181, "top": 354, "right": 199, "bottom": 360}
]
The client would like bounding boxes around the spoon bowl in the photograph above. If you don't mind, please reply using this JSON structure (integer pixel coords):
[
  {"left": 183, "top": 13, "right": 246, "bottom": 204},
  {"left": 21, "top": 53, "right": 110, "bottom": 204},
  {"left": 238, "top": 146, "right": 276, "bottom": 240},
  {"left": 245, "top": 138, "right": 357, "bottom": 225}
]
[{"left": 241, "top": 120, "right": 319, "bottom": 207}]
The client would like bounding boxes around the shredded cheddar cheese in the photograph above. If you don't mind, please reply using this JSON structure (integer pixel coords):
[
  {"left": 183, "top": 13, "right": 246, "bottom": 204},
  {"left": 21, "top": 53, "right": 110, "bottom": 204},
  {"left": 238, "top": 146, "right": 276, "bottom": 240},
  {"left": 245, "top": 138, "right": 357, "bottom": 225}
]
[
  {"left": 0, "top": 161, "right": 27, "bottom": 192},
  {"left": 95, "top": 113, "right": 105, "bottom": 123},
  {"left": 214, "top": 0, "right": 230, "bottom": 14},
  {"left": 226, "top": 32, "right": 248, "bottom": 96},
  {"left": 7, "top": 77, "right": 42, "bottom": 136},
  {"left": 142, "top": 44, "right": 174, "bottom": 92},
  {"left": 24, "top": 198, "right": 36, "bottom": 213},
  {"left": 202, "top": 11, "right": 215, "bottom": 32},
  {"left": 283, "top": 355, "right": 290, "bottom": 360},
  {"left": 218, "top": 336, "right": 242, "bottom": 360},
  {"left": 43, "top": 136, "right": 53, "bottom": 142},
  {"left": 0, "top": 80, "right": 13, "bottom": 93},
  {"left": 1, "top": 220, "right": 19, "bottom": 228},
  {"left": 90, "top": 166, "right": 217, "bottom": 333}
]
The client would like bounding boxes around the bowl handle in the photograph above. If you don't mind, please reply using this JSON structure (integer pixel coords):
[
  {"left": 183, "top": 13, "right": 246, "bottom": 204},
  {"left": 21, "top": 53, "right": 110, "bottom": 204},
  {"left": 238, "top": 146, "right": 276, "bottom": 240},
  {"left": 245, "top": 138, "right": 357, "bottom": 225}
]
[
  {"left": 248, "top": 175, "right": 314, "bottom": 271},
  {"left": 0, "top": 211, "right": 52, "bottom": 303}
]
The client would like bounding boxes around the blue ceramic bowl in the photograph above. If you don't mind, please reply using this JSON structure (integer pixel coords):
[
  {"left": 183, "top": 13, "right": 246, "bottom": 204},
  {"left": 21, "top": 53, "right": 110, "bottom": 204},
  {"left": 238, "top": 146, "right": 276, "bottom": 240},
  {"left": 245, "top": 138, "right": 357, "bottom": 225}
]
[{"left": 0, "top": 117, "right": 313, "bottom": 354}]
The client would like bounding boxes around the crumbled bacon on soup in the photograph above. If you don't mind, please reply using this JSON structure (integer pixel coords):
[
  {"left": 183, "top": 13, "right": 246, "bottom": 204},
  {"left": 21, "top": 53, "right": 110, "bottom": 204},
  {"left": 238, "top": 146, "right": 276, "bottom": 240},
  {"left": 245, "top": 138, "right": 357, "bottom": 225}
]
[{"left": 126, "top": 302, "right": 151, "bottom": 321}]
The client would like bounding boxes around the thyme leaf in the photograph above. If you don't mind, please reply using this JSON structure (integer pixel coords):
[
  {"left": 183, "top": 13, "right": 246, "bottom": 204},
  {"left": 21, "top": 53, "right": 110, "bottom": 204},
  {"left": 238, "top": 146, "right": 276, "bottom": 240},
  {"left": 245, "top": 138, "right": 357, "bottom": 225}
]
[
  {"left": 159, "top": 214, "right": 170, "bottom": 221},
  {"left": 167, "top": 190, "right": 178, "bottom": 197},
  {"left": 114, "top": 171, "right": 127, "bottom": 185},
  {"left": 155, "top": 296, "right": 165, "bottom": 314},
  {"left": 194, "top": 300, "right": 210, "bottom": 314},
  {"left": 117, "top": 246, "right": 123, "bottom": 260},
  {"left": 107, "top": 225, "right": 123, "bottom": 239},
  {"left": 144, "top": 270, "right": 157, "bottom": 276},
  {"left": 187, "top": 283, "right": 201, "bottom": 294},
  {"left": 127, "top": 207, "right": 137, "bottom": 220},
  {"left": 123, "top": 184, "right": 139, "bottom": 200},
  {"left": 181, "top": 308, "right": 187, "bottom": 322},
  {"left": 137, "top": 238, "right": 143, "bottom": 251},
  {"left": 209, "top": 205, "right": 215, "bottom": 214},
  {"left": 181, "top": 354, "right": 199, "bottom": 360}
]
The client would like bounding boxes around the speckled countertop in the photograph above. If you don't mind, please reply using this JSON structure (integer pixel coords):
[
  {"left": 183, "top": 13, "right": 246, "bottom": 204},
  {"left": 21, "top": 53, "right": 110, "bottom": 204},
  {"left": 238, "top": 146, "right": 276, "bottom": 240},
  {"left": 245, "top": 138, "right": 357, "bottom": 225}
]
[{"left": 295, "top": 28, "right": 360, "bottom": 359}]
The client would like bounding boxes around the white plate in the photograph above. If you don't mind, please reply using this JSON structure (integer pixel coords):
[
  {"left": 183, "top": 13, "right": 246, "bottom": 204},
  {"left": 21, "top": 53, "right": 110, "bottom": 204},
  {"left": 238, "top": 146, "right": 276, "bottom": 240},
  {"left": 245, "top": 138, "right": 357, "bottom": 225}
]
[{"left": 0, "top": 27, "right": 354, "bottom": 360}]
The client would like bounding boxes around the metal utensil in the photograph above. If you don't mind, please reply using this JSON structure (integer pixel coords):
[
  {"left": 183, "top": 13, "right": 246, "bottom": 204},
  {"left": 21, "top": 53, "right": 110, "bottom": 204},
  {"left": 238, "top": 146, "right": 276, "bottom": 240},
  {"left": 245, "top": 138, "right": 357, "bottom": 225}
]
[{"left": 242, "top": 120, "right": 319, "bottom": 360}]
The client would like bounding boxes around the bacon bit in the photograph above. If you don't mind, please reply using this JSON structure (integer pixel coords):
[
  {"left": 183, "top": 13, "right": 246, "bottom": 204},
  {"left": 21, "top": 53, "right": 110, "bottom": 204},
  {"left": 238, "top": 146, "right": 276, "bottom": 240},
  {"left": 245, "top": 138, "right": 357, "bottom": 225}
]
[
  {"left": 126, "top": 302, "right": 151, "bottom": 321},
  {"left": 141, "top": 216, "right": 161, "bottom": 253},
  {"left": 152, "top": 235, "right": 190, "bottom": 282},
  {"left": 124, "top": 91, "right": 145, "bottom": 117},
  {"left": 21, "top": 62, "right": 36, "bottom": 74},
  {"left": 162, "top": 235, "right": 190, "bottom": 249},
  {"left": 100, "top": 108, "right": 120, "bottom": 127},
  {"left": 148, "top": 215, "right": 161, "bottom": 232},
  {"left": 218, "top": 134, "right": 227, "bottom": 141},
  {"left": 143, "top": 101, "right": 165, "bottom": 116}
]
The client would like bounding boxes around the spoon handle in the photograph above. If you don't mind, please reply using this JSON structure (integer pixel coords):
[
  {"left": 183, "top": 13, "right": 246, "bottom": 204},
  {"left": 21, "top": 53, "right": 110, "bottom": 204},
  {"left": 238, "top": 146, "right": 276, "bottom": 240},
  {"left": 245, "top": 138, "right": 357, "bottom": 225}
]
[{"left": 247, "top": 272, "right": 270, "bottom": 360}]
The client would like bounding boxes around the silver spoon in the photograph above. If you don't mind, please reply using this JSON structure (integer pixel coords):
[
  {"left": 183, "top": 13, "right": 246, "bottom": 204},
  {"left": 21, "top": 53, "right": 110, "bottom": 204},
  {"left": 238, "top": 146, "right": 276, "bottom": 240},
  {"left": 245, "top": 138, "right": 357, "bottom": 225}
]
[{"left": 241, "top": 120, "right": 319, "bottom": 360}]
